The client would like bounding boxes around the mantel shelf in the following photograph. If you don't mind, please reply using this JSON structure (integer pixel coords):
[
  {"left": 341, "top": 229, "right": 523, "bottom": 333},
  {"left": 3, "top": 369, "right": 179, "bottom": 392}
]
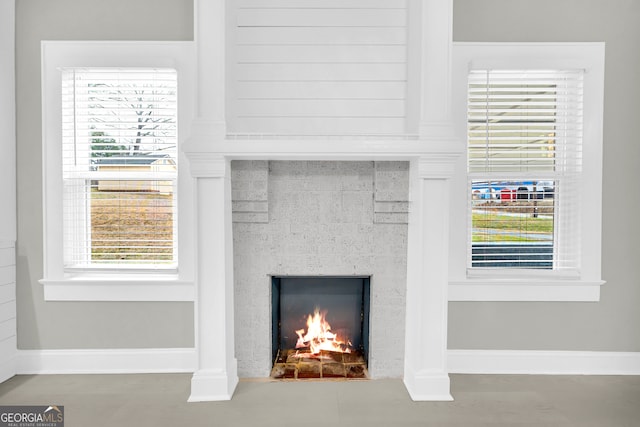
[{"left": 183, "top": 137, "right": 463, "bottom": 161}]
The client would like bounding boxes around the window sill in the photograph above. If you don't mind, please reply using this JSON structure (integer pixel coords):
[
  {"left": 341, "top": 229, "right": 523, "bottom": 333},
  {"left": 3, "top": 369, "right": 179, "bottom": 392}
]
[
  {"left": 448, "top": 278, "right": 605, "bottom": 302},
  {"left": 39, "top": 276, "right": 195, "bottom": 302}
]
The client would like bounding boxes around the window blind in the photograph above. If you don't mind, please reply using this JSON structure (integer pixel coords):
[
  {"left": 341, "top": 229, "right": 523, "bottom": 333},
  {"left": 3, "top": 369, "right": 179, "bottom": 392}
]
[
  {"left": 61, "top": 68, "right": 178, "bottom": 269},
  {"left": 467, "top": 69, "right": 583, "bottom": 271}
]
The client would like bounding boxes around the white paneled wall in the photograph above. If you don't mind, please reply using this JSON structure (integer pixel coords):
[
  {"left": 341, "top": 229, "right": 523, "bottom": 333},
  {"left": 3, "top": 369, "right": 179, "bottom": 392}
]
[
  {"left": 0, "top": 241, "right": 16, "bottom": 382},
  {"left": 227, "top": 0, "right": 408, "bottom": 135},
  {"left": 0, "top": 0, "right": 16, "bottom": 384}
]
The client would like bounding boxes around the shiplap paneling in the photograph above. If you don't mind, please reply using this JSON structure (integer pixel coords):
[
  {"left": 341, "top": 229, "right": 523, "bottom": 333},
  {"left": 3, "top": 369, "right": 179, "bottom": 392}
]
[
  {"left": 237, "top": 9, "right": 406, "bottom": 28},
  {"left": 237, "top": 99, "right": 405, "bottom": 117},
  {"left": 227, "top": 0, "right": 408, "bottom": 135},
  {"left": 235, "top": 27, "right": 407, "bottom": 45},
  {"left": 238, "top": 0, "right": 406, "bottom": 9},
  {"left": 236, "top": 81, "right": 406, "bottom": 100},
  {"left": 0, "top": 301, "right": 16, "bottom": 325},
  {"left": 0, "top": 337, "right": 16, "bottom": 363},
  {"left": 0, "top": 283, "right": 15, "bottom": 306},
  {"left": 0, "top": 247, "right": 14, "bottom": 268},
  {"left": 0, "top": 241, "right": 16, "bottom": 382},
  {"left": 237, "top": 45, "right": 406, "bottom": 63},
  {"left": 234, "top": 63, "right": 406, "bottom": 82},
  {"left": 234, "top": 117, "right": 406, "bottom": 135},
  {"left": 0, "top": 266, "right": 15, "bottom": 287},
  {"left": 0, "top": 318, "right": 16, "bottom": 343}
]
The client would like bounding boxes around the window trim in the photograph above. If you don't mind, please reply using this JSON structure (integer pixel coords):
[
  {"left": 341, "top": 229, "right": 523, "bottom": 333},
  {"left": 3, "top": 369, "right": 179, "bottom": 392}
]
[
  {"left": 449, "top": 42, "right": 606, "bottom": 302},
  {"left": 40, "top": 41, "right": 196, "bottom": 301}
]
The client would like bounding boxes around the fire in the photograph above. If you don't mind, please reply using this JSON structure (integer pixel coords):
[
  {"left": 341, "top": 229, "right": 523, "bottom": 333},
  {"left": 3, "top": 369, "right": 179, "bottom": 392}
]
[{"left": 295, "top": 308, "right": 352, "bottom": 355}]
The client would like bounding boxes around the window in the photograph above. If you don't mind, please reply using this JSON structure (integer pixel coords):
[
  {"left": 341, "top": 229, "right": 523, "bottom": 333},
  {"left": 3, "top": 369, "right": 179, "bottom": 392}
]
[
  {"left": 41, "top": 42, "right": 196, "bottom": 301},
  {"left": 62, "top": 68, "right": 178, "bottom": 269},
  {"left": 468, "top": 70, "right": 582, "bottom": 272},
  {"left": 449, "top": 43, "right": 605, "bottom": 301}
]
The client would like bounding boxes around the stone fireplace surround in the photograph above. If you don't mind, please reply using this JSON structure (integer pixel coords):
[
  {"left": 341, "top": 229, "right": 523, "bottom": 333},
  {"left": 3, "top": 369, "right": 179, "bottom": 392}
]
[
  {"left": 182, "top": 0, "right": 459, "bottom": 402},
  {"left": 232, "top": 160, "right": 410, "bottom": 378}
]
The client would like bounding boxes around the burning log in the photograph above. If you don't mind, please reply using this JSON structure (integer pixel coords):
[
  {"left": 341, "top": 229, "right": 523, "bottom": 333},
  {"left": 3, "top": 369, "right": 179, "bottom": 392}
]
[
  {"left": 294, "top": 308, "right": 352, "bottom": 354},
  {"left": 270, "top": 307, "right": 367, "bottom": 380},
  {"left": 270, "top": 349, "right": 368, "bottom": 380},
  {"left": 322, "top": 363, "right": 346, "bottom": 378}
]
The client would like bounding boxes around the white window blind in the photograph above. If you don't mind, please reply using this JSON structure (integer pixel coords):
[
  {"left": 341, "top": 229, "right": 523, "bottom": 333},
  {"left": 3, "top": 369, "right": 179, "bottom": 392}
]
[
  {"left": 467, "top": 69, "right": 583, "bottom": 271},
  {"left": 61, "top": 68, "right": 178, "bottom": 269}
]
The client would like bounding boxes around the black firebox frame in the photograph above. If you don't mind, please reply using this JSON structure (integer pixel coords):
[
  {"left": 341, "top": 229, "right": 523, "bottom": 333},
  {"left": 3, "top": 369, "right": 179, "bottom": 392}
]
[{"left": 271, "top": 276, "right": 371, "bottom": 366}]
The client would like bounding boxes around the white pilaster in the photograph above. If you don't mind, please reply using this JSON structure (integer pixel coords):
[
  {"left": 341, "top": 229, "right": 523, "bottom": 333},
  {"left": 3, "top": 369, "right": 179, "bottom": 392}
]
[
  {"left": 403, "top": 0, "right": 456, "bottom": 401},
  {"left": 193, "top": 0, "right": 226, "bottom": 137},
  {"left": 404, "top": 155, "right": 456, "bottom": 401},
  {"left": 187, "top": 157, "right": 238, "bottom": 402},
  {"left": 188, "top": 0, "right": 235, "bottom": 400},
  {"left": 417, "top": 0, "right": 454, "bottom": 137}
]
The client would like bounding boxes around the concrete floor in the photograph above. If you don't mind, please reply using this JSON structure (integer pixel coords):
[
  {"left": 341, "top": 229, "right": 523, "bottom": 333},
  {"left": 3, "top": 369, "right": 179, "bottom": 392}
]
[{"left": 0, "top": 374, "right": 639, "bottom": 426}]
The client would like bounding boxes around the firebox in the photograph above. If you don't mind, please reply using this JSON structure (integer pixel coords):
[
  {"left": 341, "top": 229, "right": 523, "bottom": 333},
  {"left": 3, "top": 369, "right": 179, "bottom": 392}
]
[{"left": 270, "top": 276, "right": 371, "bottom": 379}]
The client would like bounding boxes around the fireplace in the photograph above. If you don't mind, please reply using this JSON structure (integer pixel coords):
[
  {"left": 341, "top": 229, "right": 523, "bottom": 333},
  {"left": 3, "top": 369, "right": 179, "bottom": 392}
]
[
  {"left": 232, "top": 161, "right": 408, "bottom": 379},
  {"left": 185, "top": 0, "right": 457, "bottom": 402},
  {"left": 186, "top": 152, "right": 456, "bottom": 401},
  {"left": 270, "top": 276, "right": 371, "bottom": 379}
]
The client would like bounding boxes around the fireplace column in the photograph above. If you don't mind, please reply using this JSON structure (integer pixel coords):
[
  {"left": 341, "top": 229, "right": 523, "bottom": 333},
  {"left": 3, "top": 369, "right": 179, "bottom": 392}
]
[
  {"left": 402, "top": 0, "right": 456, "bottom": 401},
  {"left": 185, "top": 0, "right": 238, "bottom": 401},
  {"left": 403, "top": 156, "right": 456, "bottom": 401},
  {"left": 187, "top": 156, "right": 238, "bottom": 401}
]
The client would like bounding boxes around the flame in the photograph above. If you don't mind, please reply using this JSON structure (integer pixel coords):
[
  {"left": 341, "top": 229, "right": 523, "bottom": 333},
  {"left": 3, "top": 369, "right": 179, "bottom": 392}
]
[{"left": 295, "top": 308, "right": 352, "bottom": 354}]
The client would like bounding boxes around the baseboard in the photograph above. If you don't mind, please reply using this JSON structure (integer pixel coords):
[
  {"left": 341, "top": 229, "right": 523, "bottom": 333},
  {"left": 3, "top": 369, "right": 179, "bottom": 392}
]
[
  {"left": 10, "top": 348, "right": 640, "bottom": 376},
  {"left": 16, "top": 348, "right": 197, "bottom": 375},
  {"left": 448, "top": 350, "right": 640, "bottom": 375}
]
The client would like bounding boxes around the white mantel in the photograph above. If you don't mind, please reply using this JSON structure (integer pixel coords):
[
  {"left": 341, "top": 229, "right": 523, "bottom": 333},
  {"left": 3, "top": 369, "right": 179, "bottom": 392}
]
[{"left": 184, "top": 0, "right": 460, "bottom": 401}]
